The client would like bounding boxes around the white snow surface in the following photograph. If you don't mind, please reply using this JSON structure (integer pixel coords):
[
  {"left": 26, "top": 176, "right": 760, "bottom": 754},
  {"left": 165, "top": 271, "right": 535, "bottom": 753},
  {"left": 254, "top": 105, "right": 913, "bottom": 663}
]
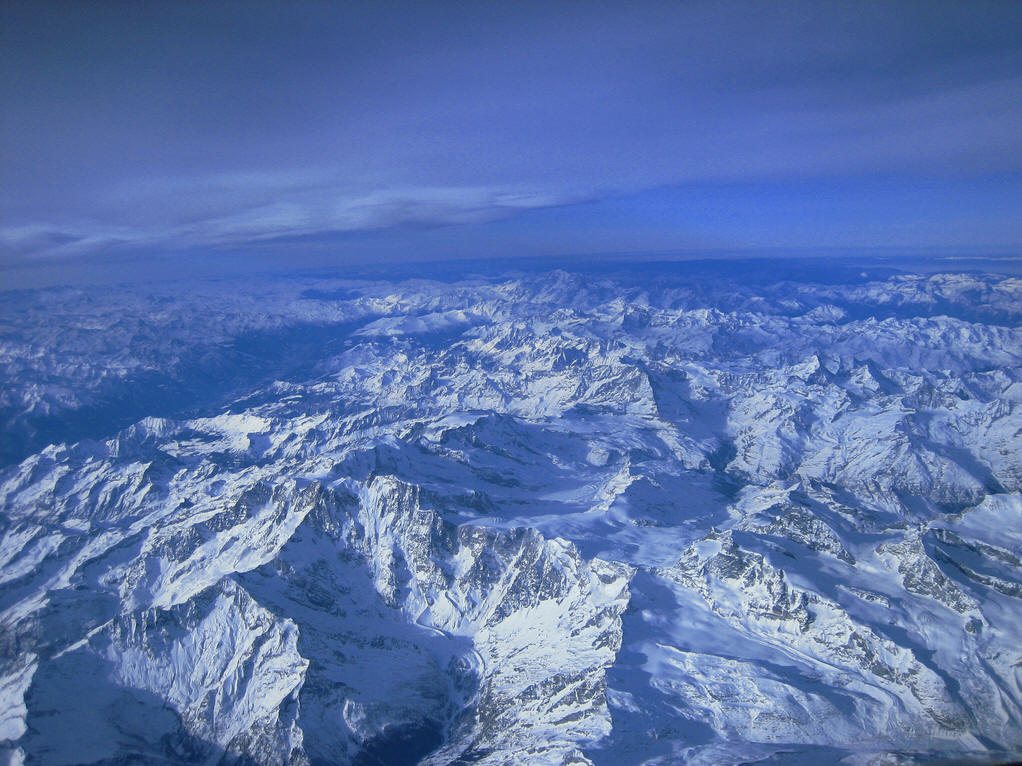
[{"left": 1, "top": 263, "right": 1021, "bottom": 765}]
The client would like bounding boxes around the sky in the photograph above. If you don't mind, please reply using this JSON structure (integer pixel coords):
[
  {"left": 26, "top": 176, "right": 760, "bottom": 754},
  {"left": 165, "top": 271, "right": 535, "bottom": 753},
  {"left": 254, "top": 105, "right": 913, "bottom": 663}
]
[{"left": 2, "top": 0, "right": 1021, "bottom": 277}]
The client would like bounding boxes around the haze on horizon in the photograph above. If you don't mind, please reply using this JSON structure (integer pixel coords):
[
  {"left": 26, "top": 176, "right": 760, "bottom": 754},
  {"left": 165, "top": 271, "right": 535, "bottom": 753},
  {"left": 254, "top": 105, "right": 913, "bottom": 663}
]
[{"left": 2, "top": 0, "right": 1021, "bottom": 283}]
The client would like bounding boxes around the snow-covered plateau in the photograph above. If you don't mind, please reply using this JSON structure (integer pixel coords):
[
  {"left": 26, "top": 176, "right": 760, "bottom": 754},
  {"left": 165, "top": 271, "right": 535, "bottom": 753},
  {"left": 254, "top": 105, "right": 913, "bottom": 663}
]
[{"left": 1, "top": 258, "right": 1021, "bottom": 765}]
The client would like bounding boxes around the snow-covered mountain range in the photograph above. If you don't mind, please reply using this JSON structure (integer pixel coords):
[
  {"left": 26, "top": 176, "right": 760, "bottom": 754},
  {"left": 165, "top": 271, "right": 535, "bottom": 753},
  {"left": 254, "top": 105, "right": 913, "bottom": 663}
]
[{"left": 1, "top": 259, "right": 1021, "bottom": 765}]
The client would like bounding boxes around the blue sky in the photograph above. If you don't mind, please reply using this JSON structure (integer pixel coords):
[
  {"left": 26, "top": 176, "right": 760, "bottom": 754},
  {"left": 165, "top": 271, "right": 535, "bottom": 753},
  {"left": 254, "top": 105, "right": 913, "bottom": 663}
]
[{"left": 2, "top": 1, "right": 1021, "bottom": 270}]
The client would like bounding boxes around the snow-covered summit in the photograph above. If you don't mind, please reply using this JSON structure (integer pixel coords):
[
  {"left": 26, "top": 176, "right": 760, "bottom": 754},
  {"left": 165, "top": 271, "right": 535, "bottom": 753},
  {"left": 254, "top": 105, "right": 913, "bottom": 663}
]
[{"left": 1, "top": 261, "right": 1021, "bottom": 764}]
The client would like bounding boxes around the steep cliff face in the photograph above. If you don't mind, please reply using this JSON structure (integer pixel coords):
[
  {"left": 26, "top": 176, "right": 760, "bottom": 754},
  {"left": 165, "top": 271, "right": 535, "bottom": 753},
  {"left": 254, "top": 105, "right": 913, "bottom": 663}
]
[
  {"left": 243, "top": 475, "right": 632, "bottom": 766},
  {"left": 350, "top": 478, "right": 630, "bottom": 766},
  {"left": 2, "top": 264, "right": 1021, "bottom": 765},
  {"left": 0, "top": 453, "right": 629, "bottom": 766}
]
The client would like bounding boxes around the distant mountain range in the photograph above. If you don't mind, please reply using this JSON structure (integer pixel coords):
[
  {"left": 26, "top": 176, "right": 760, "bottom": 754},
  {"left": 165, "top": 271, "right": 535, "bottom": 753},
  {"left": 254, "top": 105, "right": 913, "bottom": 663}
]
[{"left": 2, "top": 259, "right": 1021, "bottom": 765}]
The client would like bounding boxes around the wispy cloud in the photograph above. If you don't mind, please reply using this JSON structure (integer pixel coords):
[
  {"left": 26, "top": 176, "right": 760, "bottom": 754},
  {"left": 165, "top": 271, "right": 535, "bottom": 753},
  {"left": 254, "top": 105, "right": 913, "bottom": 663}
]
[
  {"left": 1, "top": 181, "right": 580, "bottom": 259},
  {"left": 2, "top": 1, "right": 1021, "bottom": 263}
]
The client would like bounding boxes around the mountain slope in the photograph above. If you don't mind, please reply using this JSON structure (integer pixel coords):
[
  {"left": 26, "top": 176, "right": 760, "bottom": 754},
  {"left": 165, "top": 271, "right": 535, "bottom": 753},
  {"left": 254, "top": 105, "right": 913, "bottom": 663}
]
[{"left": 1, "top": 261, "right": 1021, "bottom": 765}]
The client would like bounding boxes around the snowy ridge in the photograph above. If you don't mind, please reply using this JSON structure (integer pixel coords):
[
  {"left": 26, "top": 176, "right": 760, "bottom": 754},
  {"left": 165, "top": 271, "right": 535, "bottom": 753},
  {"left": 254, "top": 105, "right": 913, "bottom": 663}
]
[{"left": 1, "top": 262, "right": 1021, "bottom": 764}]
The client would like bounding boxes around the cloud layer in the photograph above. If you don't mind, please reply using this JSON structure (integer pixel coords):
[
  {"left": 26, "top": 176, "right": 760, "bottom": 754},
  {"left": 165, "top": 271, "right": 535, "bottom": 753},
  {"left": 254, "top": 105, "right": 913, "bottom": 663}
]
[{"left": 2, "top": 1, "right": 1021, "bottom": 262}]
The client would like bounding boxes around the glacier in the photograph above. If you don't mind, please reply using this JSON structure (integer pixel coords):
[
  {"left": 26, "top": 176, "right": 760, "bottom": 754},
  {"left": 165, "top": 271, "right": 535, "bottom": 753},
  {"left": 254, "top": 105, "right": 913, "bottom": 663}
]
[{"left": 1, "top": 258, "right": 1021, "bottom": 765}]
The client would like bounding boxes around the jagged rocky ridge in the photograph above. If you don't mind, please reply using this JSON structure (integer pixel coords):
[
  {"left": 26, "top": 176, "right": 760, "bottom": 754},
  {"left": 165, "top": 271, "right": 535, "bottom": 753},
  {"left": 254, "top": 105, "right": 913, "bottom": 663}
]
[{"left": 1, "top": 260, "right": 1021, "bottom": 765}]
